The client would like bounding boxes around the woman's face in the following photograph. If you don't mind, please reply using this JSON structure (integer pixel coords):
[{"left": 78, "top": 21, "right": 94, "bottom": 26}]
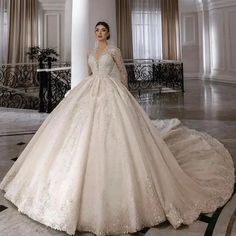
[{"left": 95, "top": 25, "right": 109, "bottom": 42}]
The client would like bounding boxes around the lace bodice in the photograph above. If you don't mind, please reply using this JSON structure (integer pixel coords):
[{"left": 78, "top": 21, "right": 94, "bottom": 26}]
[{"left": 87, "top": 45, "right": 128, "bottom": 87}]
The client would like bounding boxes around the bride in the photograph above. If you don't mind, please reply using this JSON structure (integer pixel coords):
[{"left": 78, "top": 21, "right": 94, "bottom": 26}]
[{"left": 0, "top": 21, "right": 235, "bottom": 236}]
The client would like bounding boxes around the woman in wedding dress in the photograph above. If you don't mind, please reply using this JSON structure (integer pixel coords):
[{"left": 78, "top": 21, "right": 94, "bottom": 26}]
[{"left": 0, "top": 21, "right": 235, "bottom": 236}]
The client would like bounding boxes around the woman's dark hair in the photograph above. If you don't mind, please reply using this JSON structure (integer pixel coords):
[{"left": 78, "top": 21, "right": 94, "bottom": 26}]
[{"left": 95, "top": 21, "right": 110, "bottom": 40}]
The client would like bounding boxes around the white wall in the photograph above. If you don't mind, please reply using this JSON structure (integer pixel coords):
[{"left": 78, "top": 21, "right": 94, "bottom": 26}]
[
  {"left": 64, "top": 0, "right": 72, "bottom": 61},
  {"left": 207, "top": 1, "right": 236, "bottom": 83},
  {"left": 38, "top": 0, "right": 72, "bottom": 61},
  {"left": 39, "top": 0, "right": 236, "bottom": 84},
  {"left": 38, "top": 0, "right": 116, "bottom": 60},
  {"left": 179, "top": 0, "right": 200, "bottom": 78},
  {"left": 89, "top": 0, "right": 117, "bottom": 49},
  {"left": 180, "top": 0, "right": 236, "bottom": 83},
  {"left": 179, "top": 0, "right": 198, "bottom": 12}
]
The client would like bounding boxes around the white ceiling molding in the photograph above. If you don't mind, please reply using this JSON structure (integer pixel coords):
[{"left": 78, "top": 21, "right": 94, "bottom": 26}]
[
  {"left": 197, "top": 0, "right": 236, "bottom": 11},
  {"left": 38, "top": 0, "right": 66, "bottom": 11},
  {"left": 196, "top": 0, "right": 209, "bottom": 12},
  {"left": 208, "top": 0, "right": 236, "bottom": 10}
]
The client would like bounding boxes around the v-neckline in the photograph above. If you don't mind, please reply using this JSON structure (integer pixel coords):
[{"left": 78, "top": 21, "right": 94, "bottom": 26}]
[{"left": 95, "top": 45, "right": 109, "bottom": 61}]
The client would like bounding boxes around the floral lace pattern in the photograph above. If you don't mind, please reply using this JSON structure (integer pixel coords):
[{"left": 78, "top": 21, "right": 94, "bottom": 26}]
[
  {"left": 0, "top": 46, "right": 234, "bottom": 236},
  {"left": 109, "top": 46, "right": 128, "bottom": 87},
  {"left": 88, "top": 45, "right": 128, "bottom": 87}
]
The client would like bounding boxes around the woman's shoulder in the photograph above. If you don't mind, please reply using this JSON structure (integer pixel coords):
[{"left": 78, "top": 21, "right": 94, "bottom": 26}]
[
  {"left": 87, "top": 45, "right": 121, "bottom": 56},
  {"left": 107, "top": 45, "right": 122, "bottom": 55}
]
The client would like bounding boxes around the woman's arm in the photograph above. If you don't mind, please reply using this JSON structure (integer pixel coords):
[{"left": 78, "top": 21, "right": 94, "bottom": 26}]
[
  {"left": 110, "top": 47, "right": 128, "bottom": 88},
  {"left": 87, "top": 53, "right": 92, "bottom": 76}
]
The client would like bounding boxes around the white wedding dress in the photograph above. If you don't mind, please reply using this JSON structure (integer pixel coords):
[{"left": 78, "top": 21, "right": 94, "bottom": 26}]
[{"left": 0, "top": 45, "right": 235, "bottom": 236}]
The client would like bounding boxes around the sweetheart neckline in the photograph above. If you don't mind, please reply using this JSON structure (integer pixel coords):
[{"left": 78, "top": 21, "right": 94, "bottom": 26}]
[
  {"left": 94, "top": 45, "right": 109, "bottom": 61},
  {"left": 90, "top": 49, "right": 113, "bottom": 63}
]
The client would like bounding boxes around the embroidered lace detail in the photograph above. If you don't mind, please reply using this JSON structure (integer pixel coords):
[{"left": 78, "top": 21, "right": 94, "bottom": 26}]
[
  {"left": 87, "top": 52, "right": 92, "bottom": 76},
  {"left": 87, "top": 45, "right": 128, "bottom": 88},
  {"left": 0, "top": 51, "right": 234, "bottom": 236},
  {"left": 109, "top": 46, "right": 128, "bottom": 88}
]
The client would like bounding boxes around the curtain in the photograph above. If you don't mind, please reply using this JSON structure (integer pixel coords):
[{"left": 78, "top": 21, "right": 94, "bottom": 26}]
[
  {"left": 161, "top": 0, "right": 181, "bottom": 60},
  {"left": 131, "top": 0, "right": 162, "bottom": 59},
  {"left": 0, "top": 0, "right": 8, "bottom": 65},
  {"left": 7, "top": 0, "right": 38, "bottom": 64},
  {"left": 116, "top": 0, "right": 133, "bottom": 59}
]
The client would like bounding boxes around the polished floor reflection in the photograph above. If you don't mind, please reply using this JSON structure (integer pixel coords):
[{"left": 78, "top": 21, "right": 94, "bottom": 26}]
[{"left": 0, "top": 79, "right": 235, "bottom": 236}]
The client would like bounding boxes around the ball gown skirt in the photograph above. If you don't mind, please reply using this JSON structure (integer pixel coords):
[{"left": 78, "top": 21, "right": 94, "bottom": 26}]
[{"left": 0, "top": 46, "right": 235, "bottom": 236}]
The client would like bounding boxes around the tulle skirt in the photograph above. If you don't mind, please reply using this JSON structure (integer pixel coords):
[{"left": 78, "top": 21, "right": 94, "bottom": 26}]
[{"left": 0, "top": 75, "right": 234, "bottom": 235}]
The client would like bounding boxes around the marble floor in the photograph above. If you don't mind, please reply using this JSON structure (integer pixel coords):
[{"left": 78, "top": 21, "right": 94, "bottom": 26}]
[{"left": 0, "top": 79, "right": 235, "bottom": 236}]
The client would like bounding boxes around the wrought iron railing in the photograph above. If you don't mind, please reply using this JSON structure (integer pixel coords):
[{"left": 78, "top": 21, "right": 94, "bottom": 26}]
[
  {"left": 0, "top": 85, "right": 39, "bottom": 110},
  {"left": 0, "top": 63, "right": 38, "bottom": 90},
  {"left": 125, "top": 59, "right": 184, "bottom": 93},
  {"left": 0, "top": 63, "right": 40, "bottom": 109},
  {"left": 0, "top": 62, "right": 71, "bottom": 110},
  {"left": 0, "top": 59, "right": 184, "bottom": 112},
  {"left": 37, "top": 67, "right": 71, "bottom": 113}
]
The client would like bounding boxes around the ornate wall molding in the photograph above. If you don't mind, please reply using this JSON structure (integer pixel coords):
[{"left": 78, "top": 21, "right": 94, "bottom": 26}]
[
  {"left": 38, "top": 0, "right": 67, "bottom": 60},
  {"left": 209, "top": 9, "right": 226, "bottom": 72},
  {"left": 196, "top": 0, "right": 236, "bottom": 83},
  {"left": 225, "top": 8, "right": 236, "bottom": 72},
  {"left": 182, "top": 13, "right": 197, "bottom": 46},
  {"left": 38, "top": 0, "right": 66, "bottom": 11},
  {"left": 43, "top": 13, "right": 61, "bottom": 54},
  {"left": 197, "top": 0, "right": 236, "bottom": 11},
  {"left": 207, "top": 0, "right": 236, "bottom": 10}
]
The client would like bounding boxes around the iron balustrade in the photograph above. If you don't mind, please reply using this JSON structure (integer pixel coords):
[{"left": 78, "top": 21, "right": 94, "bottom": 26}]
[
  {"left": 124, "top": 59, "right": 184, "bottom": 93},
  {"left": 0, "top": 60, "right": 184, "bottom": 112},
  {"left": 0, "top": 85, "right": 39, "bottom": 110},
  {"left": 37, "top": 67, "right": 71, "bottom": 113},
  {"left": 0, "top": 62, "right": 71, "bottom": 110},
  {"left": 0, "top": 63, "right": 38, "bottom": 90},
  {"left": 0, "top": 63, "right": 39, "bottom": 109}
]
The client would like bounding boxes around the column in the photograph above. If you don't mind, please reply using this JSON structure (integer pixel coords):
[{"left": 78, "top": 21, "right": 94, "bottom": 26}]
[{"left": 71, "top": 0, "right": 89, "bottom": 88}]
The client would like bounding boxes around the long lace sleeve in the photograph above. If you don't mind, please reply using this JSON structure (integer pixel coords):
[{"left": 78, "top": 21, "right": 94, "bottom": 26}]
[
  {"left": 87, "top": 53, "right": 92, "bottom": 76},
  {"left": 110, "top": 47, "right": 128, "bottom": 88}
]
